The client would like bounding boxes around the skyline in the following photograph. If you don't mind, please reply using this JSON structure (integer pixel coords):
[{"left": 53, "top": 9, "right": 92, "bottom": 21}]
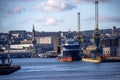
[{"left": 0, "top": 0, "right": 120, "bottom": 33}]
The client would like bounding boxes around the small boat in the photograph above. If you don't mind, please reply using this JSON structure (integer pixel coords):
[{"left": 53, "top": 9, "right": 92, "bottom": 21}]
[{"left": 57, "top": 39, "right": 81, "bottom": 62}]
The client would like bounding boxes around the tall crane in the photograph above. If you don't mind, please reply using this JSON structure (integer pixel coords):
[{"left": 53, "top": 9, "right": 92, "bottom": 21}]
[
  {"left": 76, "top": 12, "right": 81, "bottom": 44},
  {"left": 93, "top": 0, "right": 102, "bottom": 58}
]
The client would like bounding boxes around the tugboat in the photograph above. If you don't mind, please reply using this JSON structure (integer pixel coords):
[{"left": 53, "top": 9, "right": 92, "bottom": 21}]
[
  {"left": 57, "top": 38, "right": 81, "bottom": 62},
  {"left": 0, "top": 34, "right": 20, "bottom": 75}
]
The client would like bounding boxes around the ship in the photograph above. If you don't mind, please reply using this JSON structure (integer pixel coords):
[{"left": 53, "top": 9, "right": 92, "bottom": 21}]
[
  {"left": 57, "top": 12, "right": 82, "bottom": 62},
  {"left": 57, "top": 39, "right": 81, "bottom": 62}
]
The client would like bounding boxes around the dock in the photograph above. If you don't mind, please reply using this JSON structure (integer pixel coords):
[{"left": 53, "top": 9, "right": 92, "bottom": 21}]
[
  {"left": 82, "top": 57, "right": 120, "bottom": 63},
  {"left": 82, "top": 58, "right": 101, "bottom": 63}
]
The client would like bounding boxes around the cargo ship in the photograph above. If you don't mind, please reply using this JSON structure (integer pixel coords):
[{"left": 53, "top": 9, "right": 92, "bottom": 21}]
[{"left": 57, "top": 39, "right": 81, "bottom": 62}]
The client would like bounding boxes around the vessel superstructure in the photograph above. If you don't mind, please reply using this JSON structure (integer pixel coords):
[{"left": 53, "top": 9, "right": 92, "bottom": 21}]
[{"left": 57, "top": 39, "right": 81, "bottom": 62}]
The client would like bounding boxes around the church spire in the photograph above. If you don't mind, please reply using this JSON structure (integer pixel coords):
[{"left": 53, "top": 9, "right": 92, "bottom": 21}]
[
  {"left": 32, "top": 24, "right": 36, "bottom": 38},
  {"left": 32, "top": 24, "right": 37, "bottom": 57}
]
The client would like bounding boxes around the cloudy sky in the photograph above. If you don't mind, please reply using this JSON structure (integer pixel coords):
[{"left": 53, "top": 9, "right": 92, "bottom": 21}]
[{"left": 0, "top": 0, "right": 120, "bottom": 32}]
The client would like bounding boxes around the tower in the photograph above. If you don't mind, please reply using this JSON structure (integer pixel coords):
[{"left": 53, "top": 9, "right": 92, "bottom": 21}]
[
  {"left": 76, "top": 12, "right": 81, "bottom": 43},
  {"left": 32, "top": 24, "right": 36, "bottom": 44},
  {"left": 32, "top": 24, "right": 37, "bottom": 57},
  {"left": 32, "top": 24, "right": 36, "bottom": 39}
]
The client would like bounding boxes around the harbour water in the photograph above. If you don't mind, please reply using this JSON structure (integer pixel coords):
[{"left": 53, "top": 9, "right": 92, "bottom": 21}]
[{"left": 0, "top": 58, "right": 120, "bottom": 80}]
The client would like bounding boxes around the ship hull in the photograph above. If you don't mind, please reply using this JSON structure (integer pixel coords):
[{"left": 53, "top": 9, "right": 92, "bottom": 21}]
[
  {"left": 57, "top": 55, "right": 81, "bottom": 62},
  {"left": 0, "top": 65, "right": 20, "bottom": 75}
]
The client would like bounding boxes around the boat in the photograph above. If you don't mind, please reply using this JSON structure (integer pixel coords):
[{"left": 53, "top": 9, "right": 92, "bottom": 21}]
[
  {"left": 0, "top": 52, "right": 21, "bottom": 75},
  {"left": 0, "top": 34, "right": 21, "bottom": 75},
  {"left": 0, "top": 64, "right": 20, "bottom": 75},
  {"left": 57, "top": 39, "right": 81, "bottom": 62}
]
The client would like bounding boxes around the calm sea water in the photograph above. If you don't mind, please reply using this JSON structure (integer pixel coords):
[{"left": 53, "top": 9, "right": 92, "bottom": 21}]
[{"left": 0, "top": 58, "right": 120, "bottom": 80}]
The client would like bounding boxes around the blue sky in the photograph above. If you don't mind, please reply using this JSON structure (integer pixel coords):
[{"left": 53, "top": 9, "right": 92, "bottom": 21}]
[{"left": 0, "top": 0, "right": 120, "bottom": 32}]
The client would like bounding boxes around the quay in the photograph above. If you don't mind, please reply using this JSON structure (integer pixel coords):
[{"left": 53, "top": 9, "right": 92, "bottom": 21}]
[
  {"left": 0, "top": 52, "right": 32, "bottom": 58},
  {"left": 82, "top": 58, "right": 100, "bottom": 63},
  {"left": 82, "top": 57, "right": 120, "bottom": 63}
]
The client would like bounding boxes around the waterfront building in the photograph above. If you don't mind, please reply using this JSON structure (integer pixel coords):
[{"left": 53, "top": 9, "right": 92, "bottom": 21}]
[
  {"left": 117, "top": 38, "right": 120, "bottom": 56},
  {"left": 53, "top": 37, "right": 60, "bottom": 51},
  {"left": 0, "top": 33, "right": 9, "bottom": 45},
  {"left": 36, "top": 36, "right": 56, "bottom": 51},
  {"left": 81, "top": 35, "right": 91, "bottom": 49},
  {"left": 103, "top": 47, "right": 117, "bottom": 57},
  {"left": 0, "top": 33, "right": 10, "bottom": 51},
  {"left": 111, "top": 26, "right": 119, "bottom": 36},
  {"left": 102, "top": 37, "right": 119, "bottom": 56},
  {"left": 9, "top": 30, "right": 27, "bottom": 40},
  {"left": 83, "top": 45, "right": 96, "bottom": 55},
  {"left": 0, "top": 33, "right": 9, "bottom": 39},
  {"left": 10, "top": 44, "right": 33, "bottom": 52},
  {"left": 20, "top": 39, "right": 33, "bottom": 44}
]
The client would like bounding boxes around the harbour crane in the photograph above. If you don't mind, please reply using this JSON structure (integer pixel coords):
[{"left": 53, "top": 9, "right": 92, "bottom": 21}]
[{"left": 93, "top": 0, "right": 102, "bottom": 58}]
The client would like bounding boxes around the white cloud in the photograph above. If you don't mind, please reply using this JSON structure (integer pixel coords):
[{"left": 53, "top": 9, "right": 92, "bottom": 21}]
[
  {"left": 70, "top": 0, "right": 80, "bottom": 4},
  {"left": 44, "top": 17, "right": 57, "bottom": 26},
  {"left": 12, "top": 6, "right": 23, "bottom": 13},
  {"left": 33, "top": 0, "right": 75, "bottom": 12}
]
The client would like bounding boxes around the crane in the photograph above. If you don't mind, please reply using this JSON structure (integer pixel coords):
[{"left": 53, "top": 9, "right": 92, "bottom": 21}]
[
  {"left": 93, "top": 0, "right": 102, "bottom": 58},
  {"left": 76, "top": 12, "right": 81, "bottom": 44}
]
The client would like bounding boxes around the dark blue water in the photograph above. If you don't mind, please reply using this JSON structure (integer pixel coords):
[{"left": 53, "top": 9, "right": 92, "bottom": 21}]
[{"left": 0, "top": 58, "right": 120, "bottom": 80}]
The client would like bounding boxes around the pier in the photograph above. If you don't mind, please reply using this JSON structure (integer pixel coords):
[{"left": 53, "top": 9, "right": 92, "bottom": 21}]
[{"left": 0, "top": 52, "right": 32, "bottom": 58}]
